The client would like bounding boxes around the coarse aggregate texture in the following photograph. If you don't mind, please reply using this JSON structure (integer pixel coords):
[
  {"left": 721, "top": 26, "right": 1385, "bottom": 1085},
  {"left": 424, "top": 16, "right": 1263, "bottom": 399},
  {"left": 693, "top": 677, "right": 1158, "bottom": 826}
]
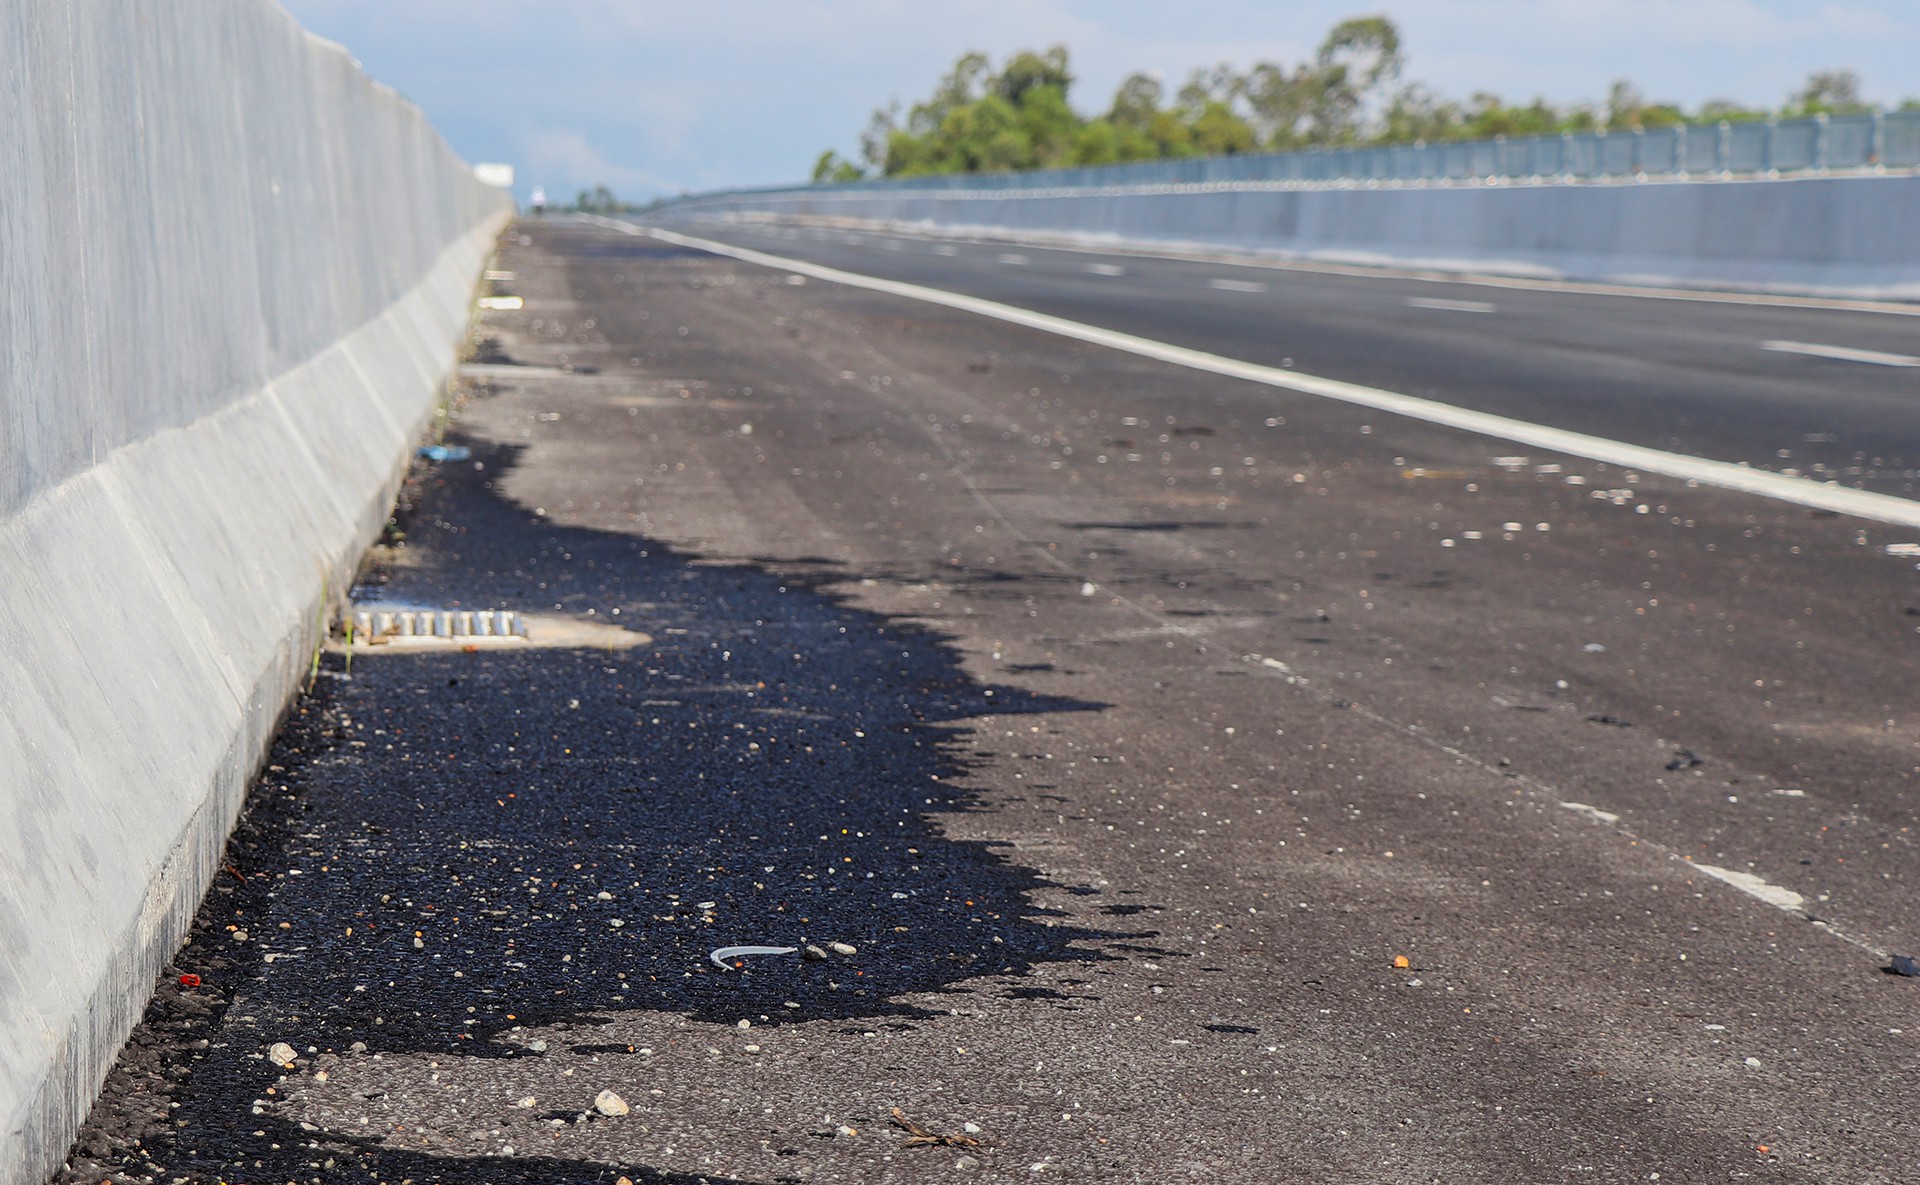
[
  {"left": 57, "top": 219, "right": 1920, "bottom": 1184},
  {"left": 0, "top": 4, "right": 508, "bottom": 1180}
]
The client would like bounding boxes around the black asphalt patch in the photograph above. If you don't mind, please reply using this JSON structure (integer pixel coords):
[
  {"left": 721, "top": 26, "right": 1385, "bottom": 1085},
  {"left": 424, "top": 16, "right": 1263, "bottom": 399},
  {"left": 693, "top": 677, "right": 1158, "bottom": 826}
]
[{"left": 56, "top": 438, "right": 1114, "bottom": 1183}]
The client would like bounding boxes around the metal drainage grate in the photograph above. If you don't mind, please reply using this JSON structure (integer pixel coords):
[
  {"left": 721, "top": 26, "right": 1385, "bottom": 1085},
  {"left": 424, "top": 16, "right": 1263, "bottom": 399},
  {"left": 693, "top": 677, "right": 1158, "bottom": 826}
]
[{"left": 351, "top": 608, "right": 528, "bottom": 640}]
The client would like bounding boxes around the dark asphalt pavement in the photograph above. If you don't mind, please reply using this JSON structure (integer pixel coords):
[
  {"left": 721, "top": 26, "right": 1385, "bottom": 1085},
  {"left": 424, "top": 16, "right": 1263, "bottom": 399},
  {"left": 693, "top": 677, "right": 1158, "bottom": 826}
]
[
  {"left": 59, "top": 218, "right": 1919, "bottom": 1184},
  {"left": 665, "top": 218, "right": 1920, "bottom": 501}
]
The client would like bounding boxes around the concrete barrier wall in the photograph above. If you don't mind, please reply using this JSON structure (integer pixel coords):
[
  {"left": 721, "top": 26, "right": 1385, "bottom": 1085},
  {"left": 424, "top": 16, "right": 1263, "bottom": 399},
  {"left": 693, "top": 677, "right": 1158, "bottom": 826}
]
[
  {"left": 666, "top": 173, "right": 1920, "bottom": 300},
  {"left": 0, "top": 4, "right": 510, "bottom": 1180}
]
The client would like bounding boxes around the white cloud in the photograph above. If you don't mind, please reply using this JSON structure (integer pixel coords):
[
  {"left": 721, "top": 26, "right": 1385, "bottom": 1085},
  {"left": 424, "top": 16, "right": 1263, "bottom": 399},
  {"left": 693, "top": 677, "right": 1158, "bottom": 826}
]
[{"left": 515, "top": 126, "right": 678, "bottom": 198}]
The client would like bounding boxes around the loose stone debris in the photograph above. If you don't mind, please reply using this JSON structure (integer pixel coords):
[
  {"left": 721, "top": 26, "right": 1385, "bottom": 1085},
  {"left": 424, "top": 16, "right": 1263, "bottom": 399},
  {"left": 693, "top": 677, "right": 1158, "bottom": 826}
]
[{"left": 594, "top": 1089, "right": 630, "bottom": 1117}]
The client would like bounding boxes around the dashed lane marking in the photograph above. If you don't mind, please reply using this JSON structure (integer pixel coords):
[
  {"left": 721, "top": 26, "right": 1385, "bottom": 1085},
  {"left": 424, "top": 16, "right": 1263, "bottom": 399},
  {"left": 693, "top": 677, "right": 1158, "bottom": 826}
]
[
  {"left": 1694, "top": 863, "right": 1805, "bottom": 912},
  {"left": 1085, "top": 263, "right": 1126, "bottom": 276},
  {"left": 1407, "top": 296, "right": 1496, "bottom": 313},
  {"left": 1208, "top": 278, "right": 1267, "bottom": 293},
  {"left": 1762, "top": 339, "right": 1920, "bottom": 367}
]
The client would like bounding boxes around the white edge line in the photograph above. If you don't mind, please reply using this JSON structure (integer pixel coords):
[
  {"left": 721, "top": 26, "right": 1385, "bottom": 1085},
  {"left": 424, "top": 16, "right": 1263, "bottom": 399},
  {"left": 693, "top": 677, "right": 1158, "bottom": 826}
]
[
  {"left": 1692, "top": 863, "right": 1805, "bottom": 912},
  {"left": 1558, "top": 801, "right": 1620, "bottom": 825},
  {"left": 611, "top": 217, "right": 1920, "bottom": 532}
]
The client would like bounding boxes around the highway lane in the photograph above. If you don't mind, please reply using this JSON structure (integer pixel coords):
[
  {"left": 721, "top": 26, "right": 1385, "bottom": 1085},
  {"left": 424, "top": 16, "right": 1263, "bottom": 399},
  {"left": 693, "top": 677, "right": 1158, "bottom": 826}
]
[
  {"left": 659, "top": 216, "right": 1920, "bottom": 503},
  {"left": 60, "top": 218, "right": 1920, "bottom": 1184}
]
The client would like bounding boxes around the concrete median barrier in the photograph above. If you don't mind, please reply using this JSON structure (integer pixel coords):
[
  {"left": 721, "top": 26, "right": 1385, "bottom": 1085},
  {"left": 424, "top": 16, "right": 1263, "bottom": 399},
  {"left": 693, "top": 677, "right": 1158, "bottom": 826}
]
[{"left": 0, "top": 5, "right": 509, "bottom": 1181}]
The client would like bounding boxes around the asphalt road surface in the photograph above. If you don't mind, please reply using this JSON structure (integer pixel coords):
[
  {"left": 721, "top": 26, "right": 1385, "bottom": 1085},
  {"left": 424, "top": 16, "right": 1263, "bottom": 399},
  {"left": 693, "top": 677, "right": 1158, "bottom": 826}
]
[
  {"left": 660, "top": 216, "right": 1920, "bottom": 504},
  {"left": 60, "top": 216, "right": 1919, "bottom": 1184}
]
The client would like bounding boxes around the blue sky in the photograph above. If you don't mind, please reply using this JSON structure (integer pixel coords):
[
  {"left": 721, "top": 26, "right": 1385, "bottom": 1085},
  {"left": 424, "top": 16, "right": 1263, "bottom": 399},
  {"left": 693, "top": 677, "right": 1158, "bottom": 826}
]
[{"left": 280, "top": 0, "right": 1920, "bottom": 204}]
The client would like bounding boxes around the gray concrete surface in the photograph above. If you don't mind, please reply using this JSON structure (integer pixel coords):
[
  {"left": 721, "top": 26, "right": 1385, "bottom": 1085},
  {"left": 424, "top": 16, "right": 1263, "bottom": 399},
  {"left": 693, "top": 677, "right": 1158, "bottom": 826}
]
[
  {"left": 0, "top": 5, "right": 508, "bottom": 1181},
  {"left": 56, "top": 217, "right": 1919, "bottom": 1183},
  {"left": 663, "top": 172, "right": 1920, "bottom": 301}
]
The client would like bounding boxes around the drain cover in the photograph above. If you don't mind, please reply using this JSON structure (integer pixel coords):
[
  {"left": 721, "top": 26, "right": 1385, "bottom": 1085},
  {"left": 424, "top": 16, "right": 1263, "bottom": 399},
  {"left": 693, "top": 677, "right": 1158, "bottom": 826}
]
[{"left": 350, "top": 608, "right": 528, "bottom": 642}]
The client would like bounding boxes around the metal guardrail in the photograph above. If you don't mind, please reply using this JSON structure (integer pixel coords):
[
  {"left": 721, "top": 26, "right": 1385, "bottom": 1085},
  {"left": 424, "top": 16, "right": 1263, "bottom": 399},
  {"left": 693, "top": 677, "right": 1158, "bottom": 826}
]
[{"left": 719, "top": 110, "right": 1920, "bottom": 201}]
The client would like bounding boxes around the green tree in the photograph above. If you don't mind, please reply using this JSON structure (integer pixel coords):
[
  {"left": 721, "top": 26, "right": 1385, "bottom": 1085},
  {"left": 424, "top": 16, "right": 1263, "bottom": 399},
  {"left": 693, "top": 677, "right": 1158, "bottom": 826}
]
[
  {"left": 1187, "top": 101, "right": 1256, "bottom": 156},
  {"left": 1695, "top": 98, "right": 1768, "bottom": 123},
  {"left": 813, "top": 18, "right": 1904, "bottom": 183},
  {"left": 1785, "top": 68, "right": 1870, "bottom": 115},
  {"left": 1376, "top": 84, "right": 1459, "bottom": 143},
  {"left": 1305, "top": 15, "right": 1404, "bottom": 143},
  {"left": 1108, "top": 72, "right": 1165, "bottom": 131},
  {"left": 860, "top": 101, "right": 902, "bottom": 171},
  {"left": 573, "top": 185, "right": 620, "bottom": 213},
  {"left": 1243, "top": 61, "right": 1315, "bottom": 147},
  {"left": 993, "top": 46, "right": 1072, "bottom": 105},
  {"left": 910, "top": 51, "right": 991, "bottom": 135},
  {"left": 811, "top": 150, "right": 865, "bottom": 184}
]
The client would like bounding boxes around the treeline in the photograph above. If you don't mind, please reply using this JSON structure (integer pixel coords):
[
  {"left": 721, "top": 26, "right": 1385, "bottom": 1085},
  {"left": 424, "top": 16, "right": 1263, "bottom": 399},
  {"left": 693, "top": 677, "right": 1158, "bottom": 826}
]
[
  {"left": 812, "top": 15, "right": 1913, "bottom": 182},
  {"left": 569, "top": 185, "right": 634, "bottom": 214}
]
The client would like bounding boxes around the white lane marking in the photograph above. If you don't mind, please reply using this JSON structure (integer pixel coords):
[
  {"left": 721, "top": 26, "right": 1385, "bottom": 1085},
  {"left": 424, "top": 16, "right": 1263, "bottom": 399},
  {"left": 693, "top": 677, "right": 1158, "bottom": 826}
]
[
  {"left": 1885, "top": 542, "right": 1920, "bottom": 556},
  {"left": 1407, "top": 296, "right": 1495, "bottom": 314},
  {"left": 1762, "top": 339, "right": 1920, "bottom": 367},
  {"left": 1209, "top": 278, "right": 1267, "bottom": 293},
  {"left": 997, "top": 253, "right": 1029, "bottom": 266},
  {"left": 1693, "top": 864, "right": 1805, "bottom": 912},
  {"left": 1559, "top": 801, "right": 1620, "bottom": 825},
  {"left": 1086, "top": 263, "right": 1127, "bottom": 277},
  {"left": 933, "top": 245, "right": 958, "bottom": 256},
  {"left": 621, "top": 221, "right": 1920, "bottom": 531}
]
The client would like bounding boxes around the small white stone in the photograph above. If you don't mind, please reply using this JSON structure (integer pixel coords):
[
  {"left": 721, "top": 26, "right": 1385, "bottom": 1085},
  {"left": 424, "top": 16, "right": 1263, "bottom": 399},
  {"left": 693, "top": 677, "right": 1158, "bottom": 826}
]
[
  {"left": 267, "top": 1042, "right": 297, "bottom": 1067},
  {"left": 594, "top": 1089, "right": 630, "bottom": 1117},
  {"left": 829, "top": 942, "right": 857, "bottom": 956},
  {"left": 1744, "top": 1056, "right": 1763, "bottom": 1068}
]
